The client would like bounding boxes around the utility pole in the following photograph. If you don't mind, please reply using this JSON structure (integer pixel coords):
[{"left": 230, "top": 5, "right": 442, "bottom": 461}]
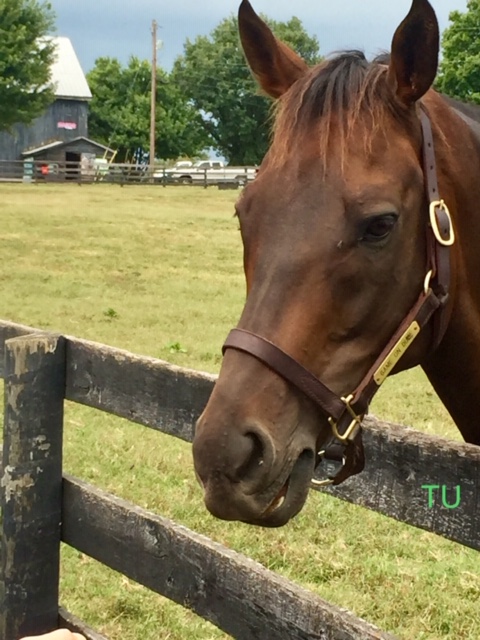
[{"left": 150, "top": 19, "right": 157, "bottom": 176}]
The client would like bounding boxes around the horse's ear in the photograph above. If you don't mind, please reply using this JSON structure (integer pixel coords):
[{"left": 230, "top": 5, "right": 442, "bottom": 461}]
[
  {"left": 388, "top": 0, "right": 439, "bottom": 105},
  {"left": 238, "top": 0, "right": 308, "bottom": 98}
]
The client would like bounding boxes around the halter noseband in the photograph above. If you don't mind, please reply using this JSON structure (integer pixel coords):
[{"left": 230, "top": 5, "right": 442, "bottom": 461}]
[{"left": 222, "top": 105, "right": 454, "bottom": 486}]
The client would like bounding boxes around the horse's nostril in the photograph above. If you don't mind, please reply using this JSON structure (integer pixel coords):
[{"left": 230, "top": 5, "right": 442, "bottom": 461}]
[
  {"left": 232, "top": 431, "right": 265, "bottom": 481},
  {"left": 193, "top": 416, "right": 274, "bottom": 489}
]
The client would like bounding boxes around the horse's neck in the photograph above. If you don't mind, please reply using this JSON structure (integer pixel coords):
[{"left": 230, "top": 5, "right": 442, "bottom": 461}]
[
  {"left": 421, "top": 94, "right": 480, "bottom": 445},
  {"left": 423, "top": 320, "right": 480, "bottom": 446}
]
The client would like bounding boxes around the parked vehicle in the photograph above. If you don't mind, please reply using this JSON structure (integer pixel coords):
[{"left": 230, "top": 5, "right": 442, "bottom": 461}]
[
  {"left": 171, "top": 160, "right": 193, "bottom": 170},
  {"left": 154, "top": 160, "right": 257, "bottom": 186}
]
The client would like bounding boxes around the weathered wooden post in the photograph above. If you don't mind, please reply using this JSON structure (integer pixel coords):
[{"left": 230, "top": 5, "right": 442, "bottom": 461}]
[{"left": 0, "top": 335, "right": 65, "bottom": 640}]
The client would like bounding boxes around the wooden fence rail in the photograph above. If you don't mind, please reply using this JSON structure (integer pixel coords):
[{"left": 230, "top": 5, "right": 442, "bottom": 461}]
[
  {"left": 1, "top": 320, "right": 479, "bottom": 639},
  {"left": 62, "top": 476, "right": 395, "bottom": 640}
]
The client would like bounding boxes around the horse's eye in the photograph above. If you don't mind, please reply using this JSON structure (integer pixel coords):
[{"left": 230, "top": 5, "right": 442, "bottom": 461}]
[{"left": 361, "top": 214, "right": 398, "bottom": 244}]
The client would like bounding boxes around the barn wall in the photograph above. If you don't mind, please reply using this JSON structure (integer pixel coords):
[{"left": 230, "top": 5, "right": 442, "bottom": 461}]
[{"left": 0, "top": 99, "right": 89, "bottom": 161}]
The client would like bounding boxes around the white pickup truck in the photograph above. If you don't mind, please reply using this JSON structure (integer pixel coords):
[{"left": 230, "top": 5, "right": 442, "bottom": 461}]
[{"left": 155, "top": 160, "right": 257, "bottom": 186}]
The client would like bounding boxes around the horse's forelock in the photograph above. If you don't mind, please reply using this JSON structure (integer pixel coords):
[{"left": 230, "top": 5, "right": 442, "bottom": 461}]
[{"left": 269, "top": 51, "right": 408, "bottom": 169}]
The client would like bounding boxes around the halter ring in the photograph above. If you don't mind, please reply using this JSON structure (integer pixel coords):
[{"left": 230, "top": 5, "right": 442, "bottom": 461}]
[{"left": 311, "top": 449, "right": 346, "bottom": 487}]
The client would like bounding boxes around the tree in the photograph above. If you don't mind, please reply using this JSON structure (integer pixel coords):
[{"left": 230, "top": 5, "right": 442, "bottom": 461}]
[
  {"left": 86, "top": 56, "right": 209, "bottom": 162},
  {"left": 437, "top": 0, "right": 480, "bottom": 103},
  {"left": 172, "top": 14, "right": 321, "bottom": 165},
  {"left": 0, "top": 0, "right": 57, "bottom": 130}
]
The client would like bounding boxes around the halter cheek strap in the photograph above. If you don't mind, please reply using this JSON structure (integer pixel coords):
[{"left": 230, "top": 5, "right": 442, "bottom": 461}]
[{"left": 222, "top": 105, "right": 454, "bottom": 486}]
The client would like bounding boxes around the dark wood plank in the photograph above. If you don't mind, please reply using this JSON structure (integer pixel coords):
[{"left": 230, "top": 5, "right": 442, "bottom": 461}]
[
  {"left": 0, "top": 334, "right": 66, "bottom": 639},
  {"left": 0, "top": 321, "right": 215, "bottom": 442},
  {"left": 62, "top": 475, "right": 397, "bottom": 640},
  {"left": 58, "top": 607, "right": 110, "bottom": 640},
  {"left": 65, "top": 337, "right": 215, "bottom": 442},
  {"left": 314, "top": 416, "right": 480, "bottom": 551}
]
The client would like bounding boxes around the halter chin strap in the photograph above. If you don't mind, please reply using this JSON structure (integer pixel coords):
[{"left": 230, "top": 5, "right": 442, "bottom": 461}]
[{"left": 222, "top": 104, "right": 454, "bottom": 486}]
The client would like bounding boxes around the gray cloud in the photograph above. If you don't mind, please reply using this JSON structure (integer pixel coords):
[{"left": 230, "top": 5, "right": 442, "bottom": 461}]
[{"left": 50, "top": 0, "right": 467, "bottom": 72}]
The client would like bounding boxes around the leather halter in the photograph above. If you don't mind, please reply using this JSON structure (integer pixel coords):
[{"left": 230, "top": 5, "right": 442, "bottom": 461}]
[{"left": 222, "top": 105, "right": 454, "bottom": 486}]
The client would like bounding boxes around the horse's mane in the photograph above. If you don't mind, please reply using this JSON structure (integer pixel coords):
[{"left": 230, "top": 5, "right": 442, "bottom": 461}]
[{"left": 270, "top": 51, "right": 411, "bottom": 168}]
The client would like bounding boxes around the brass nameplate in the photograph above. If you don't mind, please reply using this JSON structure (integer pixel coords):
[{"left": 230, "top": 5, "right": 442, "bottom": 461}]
[{"left": 373, "top": 321, "right": 420, "bottom": 385}]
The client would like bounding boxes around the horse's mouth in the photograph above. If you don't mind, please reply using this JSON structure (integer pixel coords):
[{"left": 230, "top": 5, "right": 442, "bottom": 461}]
[
  {"left": 198, "top": 448, "right": 315, "bottom": 527},
  {"left": 263, "top": 477, "right": 290, "bottom": 516},
  {"left": 250, "top": 449, "right": 315, "bottom": 527}
]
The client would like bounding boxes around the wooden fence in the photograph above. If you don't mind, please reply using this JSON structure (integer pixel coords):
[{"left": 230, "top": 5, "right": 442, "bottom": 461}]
[
  {"left": 0, "top": 319, "right": 479, "bottom": 640},
  {"left": 0, "top": 160, "right": 251, "bottom": 188}
]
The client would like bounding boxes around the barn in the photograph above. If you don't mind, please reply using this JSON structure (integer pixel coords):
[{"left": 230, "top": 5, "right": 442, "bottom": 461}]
[{"left": 0, "top": 37, "right": 113, "bottom": 174}]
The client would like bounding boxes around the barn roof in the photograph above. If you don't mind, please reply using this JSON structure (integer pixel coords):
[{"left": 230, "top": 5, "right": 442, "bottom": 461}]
[
  {"left": 22, "top": 137, "right": 113, "bottom": 156},
  {"left": 49, "top": 37, "right": 92, "bottom": 101}
]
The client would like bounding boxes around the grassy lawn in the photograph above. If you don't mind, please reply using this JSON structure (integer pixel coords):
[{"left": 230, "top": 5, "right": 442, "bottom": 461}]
[{"left": 1, "top": 183, "right": 478, "bottom": 640}]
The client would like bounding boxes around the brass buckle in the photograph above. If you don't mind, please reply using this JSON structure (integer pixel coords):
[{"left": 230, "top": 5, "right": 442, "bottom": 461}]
[
  {"left": 327, "top": 394, "right": 362, "bottom": 442},
  {"left": 429, "top": 200, "right": 455, "bottom": 247}
]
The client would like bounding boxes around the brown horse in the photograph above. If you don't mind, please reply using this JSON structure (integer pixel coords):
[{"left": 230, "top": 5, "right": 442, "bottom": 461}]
[{"left": 193, "top": 0, "right": 480, "bottom": 527}]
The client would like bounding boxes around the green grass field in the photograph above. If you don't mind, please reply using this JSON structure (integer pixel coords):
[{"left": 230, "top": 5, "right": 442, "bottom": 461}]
[{"left": 1, "top": 183, "right": 478, "bottom": 640}]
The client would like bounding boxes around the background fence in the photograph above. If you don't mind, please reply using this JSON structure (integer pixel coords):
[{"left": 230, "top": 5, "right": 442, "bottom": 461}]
[
  {"left": 1, "top": 319, "right": 479, "bottom": 639},
  {"left": 0, "top": 160, "right": 254, "bottom": 188}
]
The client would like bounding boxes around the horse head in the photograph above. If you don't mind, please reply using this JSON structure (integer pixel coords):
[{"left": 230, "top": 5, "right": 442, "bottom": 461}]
[{"left": 193, "top": 0, "right": 473, "bottom": 526}]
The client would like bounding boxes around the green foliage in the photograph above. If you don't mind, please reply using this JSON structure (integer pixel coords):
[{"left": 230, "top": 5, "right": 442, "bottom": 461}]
[
  {"left": 172, "top": 14, "right": 321, "bottom": 164},
  {"left": 0, "top": 0, "right": 57, "bottom": 130},
  {"left": 86, "top": 57, "right": 209, "bottom": 162},
  {"left": 103, "top": 307, "right": 119, "bottom": 320},
  {"left": 437, "top": 0, "right": 480, "bottom": 103},
  {"left": 167, "top": 341, "right": 187, "bottom": 354}
]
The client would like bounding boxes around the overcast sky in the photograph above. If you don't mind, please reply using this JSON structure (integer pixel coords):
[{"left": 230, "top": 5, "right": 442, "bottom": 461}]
[{"left": 49, "top": 1, "right": 467, "bottom": 73}]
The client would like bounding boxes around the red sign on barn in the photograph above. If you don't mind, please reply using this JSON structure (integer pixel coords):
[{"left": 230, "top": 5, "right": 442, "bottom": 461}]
[{"left": 57, "top": 121, "right": 77, "bottom": 130}]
